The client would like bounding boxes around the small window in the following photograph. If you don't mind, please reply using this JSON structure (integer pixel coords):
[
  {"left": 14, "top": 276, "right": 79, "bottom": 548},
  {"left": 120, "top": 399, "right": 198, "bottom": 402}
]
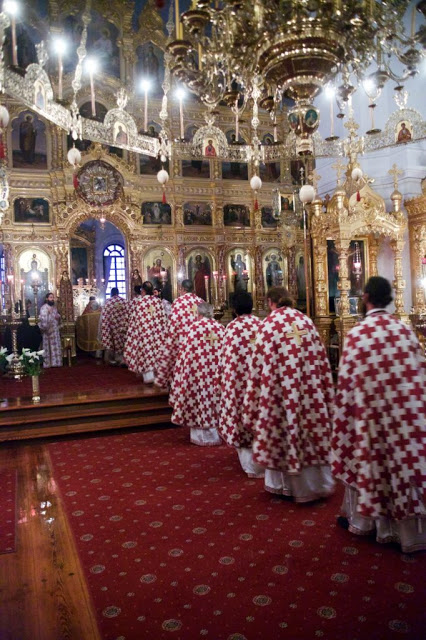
[{"left": 103, "top": 244, "right": 126, "bottom": 298}]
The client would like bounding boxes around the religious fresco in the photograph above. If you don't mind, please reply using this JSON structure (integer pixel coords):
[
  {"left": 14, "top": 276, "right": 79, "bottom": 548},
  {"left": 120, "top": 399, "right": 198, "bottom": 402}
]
[
  {"left": 141, "top": 202, "right": 172, "bottom": 225},
  {"left": 71, "top": 247, "right": 89, "bottom": 285},
  {"left": 261, "top": 206, "right": 278, "bottom": 229},
  {"left": 19, "top": 249, "right": 50, "bottom": 316},
  {"left": 187, "top": 250, "right": 212, "bottom": 302},
  {"left": 182, "top": 159, "right": 210, "bottom": 179},
  {"left": 13, "top": 197, "right": 49, "bottom": 224},
  {"left": 396, "top": 120, "right": 413, "bottom": 143},
  {"left": 327, "top": 239, "right": 367, "bottom": 314},
  {"left": 143, "top": 121, "right": 161, "bottom": 138},
  {"left": 34, "top": 81, "right": 46, "bottom": 111},
  {"left": 263, "top": 249, "right": 286, "bottom": 289},
  {"left": 135, "top": 43, "right": 164, "bottom": 96},
  {"left": 62, "top": 11, "right": 120, "bottom": 77},
  {"left": 183, "top": 202, "right": 212, "bottom": 226},
  {"left": 223, "top": 204, "right": 250, "bottom": 227},
  {"left": 222, "top": 162, "right": 249, "bottom": 180},
  {"left": 185, "top": 124, "right": 198, "bottom": 142},
  {"left": 259, "top": 161, "right": 281, "bottom": 182},
  {"left": 140, "top": 154, "right": 169, "bottom": 176},
  {"left": 113, "top": 122, "right": 128, "bottom": 145},
  {"left": 226, "top": 130, "right": 247, "bottom": 144},
  {"left": 203, "top": 138, "right": 217, "bottom": 157},
  {"left": 144, "top": 247, "right": 173, "bottom": 302},
  {"left": 15, "top": 23, "right": 38, "bottom": 69},
  {"left": 262, "top": 133, "right": 275, "bottom": 145},
  {"left": 12, "top": 111, "right": 47, "bottom": 170},
  {"left": 226, "top": 250, "right": 253, "bottom": 307}
]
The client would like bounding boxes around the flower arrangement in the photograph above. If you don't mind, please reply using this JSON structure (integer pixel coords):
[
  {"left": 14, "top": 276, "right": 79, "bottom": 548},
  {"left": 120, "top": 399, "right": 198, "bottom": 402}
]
[{"left": 19, "top": 348, "right": 44, "bottom": 376}]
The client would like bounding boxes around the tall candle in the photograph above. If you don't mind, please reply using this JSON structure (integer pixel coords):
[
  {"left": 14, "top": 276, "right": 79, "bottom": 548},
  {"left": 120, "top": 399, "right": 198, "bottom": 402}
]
[
  {"left": 204, "top": 275, "right": 210, "bottom": 304},
  {"left": 58, "top": 51, "right": 63, "bottom": 101},
  {"left": 179, "top": 96, "right": 184, "bottom": 139},
  {"left": 20, "top": 279, "right": 25, "bottom": 314},
  {"left": 212, "top": 271, "right": 218, "bottom": 305},
  {"left": 11, "top": 15, "right": 18, "bottom": 66},
  {"left": 89, "top": 69, "right": 96, "bottom": 117}
]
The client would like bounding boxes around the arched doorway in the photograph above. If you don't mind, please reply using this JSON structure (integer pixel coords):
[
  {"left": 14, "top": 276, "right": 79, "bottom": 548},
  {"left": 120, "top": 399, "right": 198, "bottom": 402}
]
[{"left": 71, "top": 219, "right": 126, "bottom": 316}]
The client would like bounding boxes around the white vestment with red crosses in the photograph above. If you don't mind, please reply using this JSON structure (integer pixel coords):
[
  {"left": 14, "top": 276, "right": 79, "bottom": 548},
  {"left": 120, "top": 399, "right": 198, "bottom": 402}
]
[
  {"left": 217, "top": 314, "right": 264, "bottom": 477},
  {"left": 124, "top": 295, "right": 167, "bottom": 375},
  {"left": 171, "top": 316, "right": 225, "bottom": 446},
  {"left": 242, "top": 306, "right": 335, "bottom": 502},
  {"left": 101, "top": 295, "right": 128, "bottom": 355},
  {"left": 332, "top": 310, "right": 426, "bottom": 553},
  {"left": 155, "top": 292, "right": 204, "bottom": 402}
]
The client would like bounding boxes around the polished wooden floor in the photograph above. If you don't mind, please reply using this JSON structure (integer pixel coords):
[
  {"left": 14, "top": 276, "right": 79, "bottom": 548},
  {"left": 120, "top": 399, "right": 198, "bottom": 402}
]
[{"left": 0, "top": 441, "right": 101, "bottom": 640}]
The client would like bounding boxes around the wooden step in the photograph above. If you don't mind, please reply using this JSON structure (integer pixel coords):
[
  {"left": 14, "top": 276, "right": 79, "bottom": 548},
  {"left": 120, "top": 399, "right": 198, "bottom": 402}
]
[{"left": 0, "top": 385, "right": 173, "bottom": 442}]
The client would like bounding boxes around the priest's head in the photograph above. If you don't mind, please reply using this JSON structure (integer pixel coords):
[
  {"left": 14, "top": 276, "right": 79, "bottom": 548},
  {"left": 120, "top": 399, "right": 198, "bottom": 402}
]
[
  {"left": 197, "top": 302, "right": 214, "bottom": 319},
  {"left": 363, "top": 276, "right": 393, "bottom": 310},
  {"left": 142, "top": 281, "right": 154, "bottom": 295},
  {"left": 180, "top": 279, "right": 194, "bottom": 293},
  {"left": 134, "top": 285, "right": 142, "bottom": 296},
  {"left": 111, "top": 287, "right": 119, "bottom": 297},
  {"left": 267, "top": 287, "right": 293, "bottom": 312},
  {"left": 233, "top": 291, "right": 253, "bottom": 316}
]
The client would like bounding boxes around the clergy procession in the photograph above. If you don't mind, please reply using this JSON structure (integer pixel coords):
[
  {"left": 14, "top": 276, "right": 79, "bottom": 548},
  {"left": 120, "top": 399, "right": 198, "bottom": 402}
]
[{"left": 100, "top": 275, "right": 425, "bottom": 555}]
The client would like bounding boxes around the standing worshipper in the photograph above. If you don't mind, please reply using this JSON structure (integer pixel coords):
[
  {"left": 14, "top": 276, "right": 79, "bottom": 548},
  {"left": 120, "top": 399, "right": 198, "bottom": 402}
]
[
  {"left": 155, "top": 279, "right": 203, "bottom": 396},
  {"left": 126, "top": 285, "right": 142, "bottom": 324},
  {"left": 171, "top": 302, "right": 225, "bottom": 446},
  {"left": 124, "top": 281, "right": 167, "bottom": 383},
  {"left": 39, "top": 292, "right": 62, "bottom": 368},
  {"left": 153, "top": 287, "right": 172, "bottom": 319},
  {"left": 243, "top": 287, "right": 335, "bottom": 502},
  {"left": 217, "top": 292, "right": 264, "bottom": 477},
  {"left": 332, "top": 276, "right": 426, "bottom": 553},
  {"left": 101, "top": 287, "right": 128, "bottom": 365}
]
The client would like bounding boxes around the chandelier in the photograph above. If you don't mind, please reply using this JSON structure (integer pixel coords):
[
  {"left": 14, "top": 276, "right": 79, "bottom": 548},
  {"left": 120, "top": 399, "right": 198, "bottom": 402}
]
[{"left": 170, "top": 0, "right": 425, "bottom": 131}]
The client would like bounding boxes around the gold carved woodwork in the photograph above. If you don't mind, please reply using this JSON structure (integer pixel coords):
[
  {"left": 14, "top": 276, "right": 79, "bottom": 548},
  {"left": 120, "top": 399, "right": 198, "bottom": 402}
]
[{"left": 405, "top": 188, "right": 426, "bottom": 314}]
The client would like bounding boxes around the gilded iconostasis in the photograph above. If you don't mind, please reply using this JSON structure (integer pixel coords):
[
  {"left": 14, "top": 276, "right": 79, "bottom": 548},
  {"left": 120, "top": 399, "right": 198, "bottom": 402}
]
[{"left": 0, "top": 0, "right": 425, "bottom": 351}]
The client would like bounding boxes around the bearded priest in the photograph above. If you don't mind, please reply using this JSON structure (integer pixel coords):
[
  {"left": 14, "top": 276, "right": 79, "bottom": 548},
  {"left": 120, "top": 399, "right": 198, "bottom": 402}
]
[
  {"left": 171, "top": 302, "right": 225, "bottom": 446},
  {"left": 243, "top": 286, "right": 335, "bottom": 502},
  {"left": 155, "top": 279, "right": 203, "bottom": 401},
  {"left": 217, "top": 291, "right": 264, "bottom": 477},
  {"left": 332, "top": 276, "right": 426, "bottom": 553},
  {"left": 124, "top": 281, "right": 167, "bottom": 383}
]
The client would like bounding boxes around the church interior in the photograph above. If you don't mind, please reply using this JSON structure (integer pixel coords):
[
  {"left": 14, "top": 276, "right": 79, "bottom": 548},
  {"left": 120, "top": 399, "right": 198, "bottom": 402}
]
[{"left": 0, "top": 1, "right": 425, "bottom": 638}]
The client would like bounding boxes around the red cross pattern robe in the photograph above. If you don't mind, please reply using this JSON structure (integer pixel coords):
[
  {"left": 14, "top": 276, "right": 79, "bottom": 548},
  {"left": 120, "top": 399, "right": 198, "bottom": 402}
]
[
  {"left": 171, "top": 316, "right": 225, "bottom": 446},
  {"left": 217, "top": 314, "right": 265, "bottom": 477},
  {"left": 242, "top": 306, "right": 335, "bottom": 502},
  {"left": 124, "top": 294, "right": 167, "bottom": 380},
  {"left": 332, "top": 310, "right": 426, "bottom": 553},
  {"left": 101, "top": 295, "right": 128, "bottom": 363},
  {"left": 155, "top": 292, "right": 204, "bottom": 401}
]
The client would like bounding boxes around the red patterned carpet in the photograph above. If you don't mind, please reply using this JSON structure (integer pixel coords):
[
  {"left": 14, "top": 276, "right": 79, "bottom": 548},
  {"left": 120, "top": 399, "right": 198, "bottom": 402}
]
[
  {"left": 49, "top": 428, "right": 425, "bottom": 640},
  {"left": 0, "top": 356, "right": 143, "bottom": 399},
  {"left": 0, "top": 470, "right": 17, "bottom": 554}
]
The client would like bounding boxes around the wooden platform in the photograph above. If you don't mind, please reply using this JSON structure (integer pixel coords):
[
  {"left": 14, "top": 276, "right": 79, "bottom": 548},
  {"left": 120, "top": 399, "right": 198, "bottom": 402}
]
[{"left": 0, "top": 385, "right": 172, "bottom": 441}]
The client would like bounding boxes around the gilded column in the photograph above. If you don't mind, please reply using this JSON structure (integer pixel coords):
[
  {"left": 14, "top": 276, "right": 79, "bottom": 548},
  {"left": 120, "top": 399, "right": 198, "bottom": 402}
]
[
  {"left": 312, "top": 238, "right": 328, "bottom": 318},
  {"left": 369, "top": 237, "right": 380, "bottom": 277},
  {"left": 391, "top": 236, "right": 408, "bottom": 320},
  {"left": 412, "top": 226, "right": 426, "bottom": 314},
  {"left": 288, "top": 246, "right": 297, "bottom": 300},
  {"left": 254, "top": 245, "right": 265, "bottom": 311}
]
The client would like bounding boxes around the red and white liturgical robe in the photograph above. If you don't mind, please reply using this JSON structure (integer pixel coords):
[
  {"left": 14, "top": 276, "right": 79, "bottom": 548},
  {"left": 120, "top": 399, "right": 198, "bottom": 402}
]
[
  {"left": 332, "top": 310, "right": 426, "bottom": 552},
  {"left": 217, "top": 314, "right": 264, "bottom": 476},
  {"left": 155, "top": 292, "right": 204, "bottom": 399},
  {"left": 101, "top": 295, "right": 128, "bottom": 356},
  {"left": 124, "top": 295, "right": 167, "bottom": 376},
  {"left": 172, "top": 316, "right": 225, "bottom": 446},
  {"left": 242, "top": 306, "right": 335, "bottom": 502}
]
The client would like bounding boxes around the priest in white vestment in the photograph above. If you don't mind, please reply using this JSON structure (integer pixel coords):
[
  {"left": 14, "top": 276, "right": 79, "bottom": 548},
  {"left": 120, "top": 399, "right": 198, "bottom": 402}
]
[
  {"left": 333, "top": 276, "right": 426, "bottom": 553},
  {"left": 155, "top": 279, "right": 204, "bottom": 401},
  {"left": 101, "top": 287, "right": 128, "bottom": 365},
  {"left": 243, "top": 286, "right": 335, "bottom": 502},
  {"left": 124, "top": 281, "right": 167, "bottom": 383},
  {"left": 171, "top": 302, "right": 225, "bottom": 446},
  {"left": 217, "top": 292, "right": 264, "bottom": 477}
]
